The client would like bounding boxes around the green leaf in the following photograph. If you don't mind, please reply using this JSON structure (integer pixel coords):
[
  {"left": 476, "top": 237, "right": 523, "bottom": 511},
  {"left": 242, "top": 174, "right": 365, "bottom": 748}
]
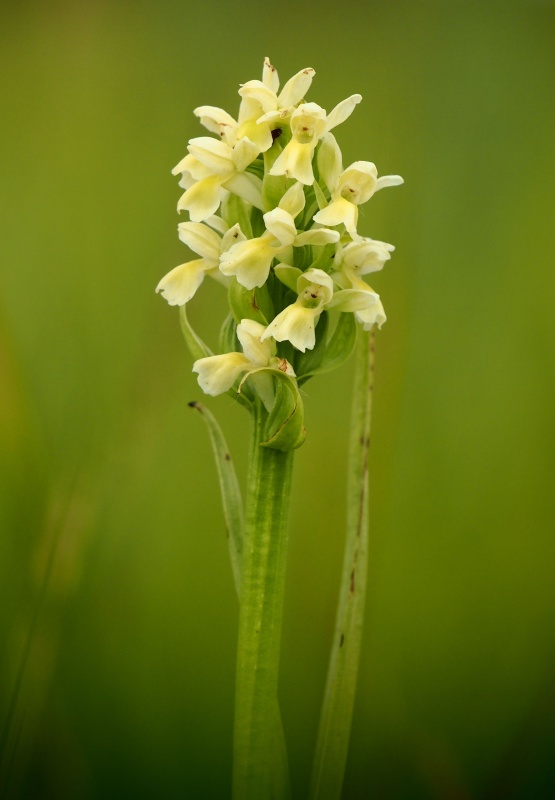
[
  {"left": 179, "top": 305, "right": 213, "bottom": 361},
  {"left": 261, "top": 372, "right": 306, "bottom": 452},
  {"left": 228, "top": 278, "right": 275, "bottom": 326},
  {"left": 221, "top": 194, "right": 253, "bottom": 238},
  {"left": 298, "top": 313, "right": 358, "bottom": 385},
  {"left": 188, "top": 402, "right": 243, "bottom": 594},
  {"left": 309, "top": 329, "right": 374, "bottom": 800},
  {"left": 219, "top": 312, "right": 239, "bottom": 355}
]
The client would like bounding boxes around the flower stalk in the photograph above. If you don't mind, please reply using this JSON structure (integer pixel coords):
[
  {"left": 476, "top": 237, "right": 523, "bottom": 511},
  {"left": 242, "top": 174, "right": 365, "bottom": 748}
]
[{"left": 233, "top": 400, "right": 294, "bottom": 799}]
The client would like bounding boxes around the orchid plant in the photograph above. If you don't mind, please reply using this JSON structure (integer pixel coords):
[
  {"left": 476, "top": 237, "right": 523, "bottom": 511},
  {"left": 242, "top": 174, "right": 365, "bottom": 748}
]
[{"left": 157, "top": 57, "right": 403, "bottom": 800}]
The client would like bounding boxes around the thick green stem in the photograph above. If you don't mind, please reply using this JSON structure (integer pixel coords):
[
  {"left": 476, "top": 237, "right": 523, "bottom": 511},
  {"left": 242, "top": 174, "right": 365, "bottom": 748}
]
[
  {"left": 309, "top": 328, "right": 374, "bottom": 800},
  {"left": 233, "top": 401, "right": 294, "bottom": 800}
]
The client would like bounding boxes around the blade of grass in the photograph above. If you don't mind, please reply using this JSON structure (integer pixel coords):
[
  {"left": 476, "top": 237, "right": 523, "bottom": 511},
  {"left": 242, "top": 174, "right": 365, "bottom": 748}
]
[{"left": 309, "top": 328, "right": 375, "bottom": 800}]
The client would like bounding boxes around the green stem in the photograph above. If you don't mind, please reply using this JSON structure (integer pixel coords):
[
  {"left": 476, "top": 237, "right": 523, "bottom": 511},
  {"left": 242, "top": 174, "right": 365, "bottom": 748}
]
[
  {"left": 309, "top": 328, "right": 375, "bottom": 800},
  {"left": 233, "top": 400, "right": 294, "bottom": 800}
]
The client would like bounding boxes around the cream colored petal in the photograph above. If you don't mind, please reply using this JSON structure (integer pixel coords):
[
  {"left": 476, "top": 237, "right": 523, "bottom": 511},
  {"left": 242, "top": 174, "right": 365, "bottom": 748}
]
[
  {"left": 257, "top": 109, "right": 285, "bottom": 126},
  {"left": 313, "top": 197, "right": 355, "bottom": 228},
  {"left": 155, "top": 259, "right": 207, "bottom": 306},
  {"left": 177, "top": 175, "right": 223, "bottom": 221},
  {"left": 232, "top": 137, "right": 260, "bottom": 172},
  {"left": 172, "top": 153, "right": 211, "bottom": 187},
  {"left": 193, "top": 352, "right": 251, "bottom": 396},
  {"left": 298, "top": 268, "right": 334, "bottom": 303},
  {"left": 177, "top": 221, "right": 221, "bottom": 262},
  {"left": 263, "top": 207, "right": 297, "bottom": 247},
  {"left": 269, "top": 139, "right": 315, "bottom": 185},
  {"left": 238, "top": 95, "right": 262, "bottom": 126},
  {"left": 375, "top": 174, "right": 404, "bottom": 191},
  {"left": 263, "top": 56, "right": 280, "bottom": 93},
  {"left": 337, "top": 162, "right": 378, "bottom": 205},
  {"left": 317, "top": 132, "right": 343, "bottom": 193},
  {"left": 219, "top": 238, "right": 275, "bottom": 289},
  {"left": 341, "top": 239, "right": 393, "bottom": 274},
  {"left": 278, "top": 181, "right": 306, "bottom": 218},
  {"left": 277, "top": 67, "right": 315, "bottom": 108},
  {"left": 187, "top": 137, "right": 234, "bottom": 175},
  {"left": 205, "top": 215, "right": 230, "bottom": 235},
  {"left": 328, "top": 286, "right": 380, "bottom": 312},
  {"left": 262, "top": 304, "right": 319, "bottom": 352},
  {"left": 294, "top": 228, "right": 340, "bottom": 246},
  {"left": 220, "top": 223, "right": 247, "bottom": 253},
  {"left": 237, "top": 319, "right": 273, "bottom": 366},
  {"left": 238, "top": 118, "right": 274, "bottom": 152},
  {"left": 356, "top": 297, "right": 387, "bottom": 330},
  {"left": 193, "top": 106, "right": 238, "bottom": 141},
  {"left": 239, "top": 80, "right": 278, "bottom": 113},
  {"left": 325, "top": 94, "right": 362, "bottom": 132},
  {"left": 223, "top": 172, "right": 265, "bottom": 210}
]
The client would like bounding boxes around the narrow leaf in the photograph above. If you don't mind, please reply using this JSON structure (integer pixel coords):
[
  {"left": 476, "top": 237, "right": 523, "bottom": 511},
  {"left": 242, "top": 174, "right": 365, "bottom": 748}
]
[
  {"left": 309, "top": 328, "right": 374, "bottom": 800},
  {"left": 188, "top": 402, "right": 243, "bottom": 594}
]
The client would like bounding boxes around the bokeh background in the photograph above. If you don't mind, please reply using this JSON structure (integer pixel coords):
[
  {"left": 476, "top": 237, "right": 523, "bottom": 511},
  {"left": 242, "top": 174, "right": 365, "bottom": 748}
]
[{"left": 1, "top": 0, "right": 554, "bottom": 797}]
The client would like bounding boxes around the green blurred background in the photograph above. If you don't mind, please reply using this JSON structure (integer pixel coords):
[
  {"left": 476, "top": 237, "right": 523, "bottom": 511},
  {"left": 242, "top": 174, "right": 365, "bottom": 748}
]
[{"left": 1, "top": 0, "right": 554, "bottom": 797}]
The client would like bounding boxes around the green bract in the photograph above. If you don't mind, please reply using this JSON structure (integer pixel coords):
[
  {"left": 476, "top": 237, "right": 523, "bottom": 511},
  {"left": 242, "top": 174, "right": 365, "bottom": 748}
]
[{"left": 158, "top": 57, "right": 403, "bottom": 450}]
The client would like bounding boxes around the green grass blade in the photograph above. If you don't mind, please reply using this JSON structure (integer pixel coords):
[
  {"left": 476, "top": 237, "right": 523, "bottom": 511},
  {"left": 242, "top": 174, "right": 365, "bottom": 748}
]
[{"left": 309, "top": 328, "right": 374, "bottom": 800}]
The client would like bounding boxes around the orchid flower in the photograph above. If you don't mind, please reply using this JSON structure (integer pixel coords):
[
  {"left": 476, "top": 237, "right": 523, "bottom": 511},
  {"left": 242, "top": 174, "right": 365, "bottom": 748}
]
[
  {"left": 173, "top": 137, "right": 263, "bottom": 222},
  {"left": 261, "top": 266, "right": 381, "bottom": 352},
  {"left": 268, "top": 95, "right": 361, "bottom": 185},
  {"left": 156, "top": 221, "right": 245, "bottom": 306},
  {"left": 313, "top": 132, "right": 403, "bottom": 240},
  {"left": 192, "top": 318, "right": 294, "bottom": 407}
]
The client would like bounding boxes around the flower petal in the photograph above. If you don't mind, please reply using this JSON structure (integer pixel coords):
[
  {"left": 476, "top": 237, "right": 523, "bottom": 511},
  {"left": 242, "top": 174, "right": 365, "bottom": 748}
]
[
  {"left": 232, "top": 137, "right": 260, "bottom": 172},
  {"left": 220, "top": 223, "right": 247, "bottom": 253},
  {"left": 187, "top": 137, "right": 234, "bottom": 175},
  {"left": 156, "top": 259, "right": 207, "bottom": 306},
  {"left": 239, "top": 80, "right": 278, "bottom": 114},
  {"left": 325, "top": 94, "right": 362, "bottom": 132},
  {"left": 278, "top": 181, "right": 306, "bottom": 218},
  {"left": 375, "top": 174, "right": 404, "bottom": 191},
  {"left": 237, "top": 318, "right": 273, "bottom": 366},
  {"left": 317, "top": 132, "right": 343, "bottom": 193},
  {"left": 193, "top": 105, "right": 238, "bottom": 142},
  {"left": 313, "top": 197, "right": 358, "bottom": 233},
  {"left": 219, "top": 237, "right": 275, "bottom": 289},
  {"left": 298, "top": 268, "right": 334, "bottom": 303},
  {"left": 328, "top": 287, "right": 380, "bottom": 312},
  {"left": 263, "top": 207, "right": 297, "bottom": 247},
  {"left": 177, "top": 221, "right": 221, "bottom": 262},
  {"left": 269, "top": 139, "right": 315, "bottom": 185},
  {"left": 277, "top": 67, "right": 315, "bottom": 108},
  {"left": 294, "top": 228, "right": 340, "bottom": 246},
  {"left": 193, "top": 352, "right": 251, "bottom": 396},
  {"left": 262, "top": 304, "right": 319, "bottom": 352},
  {"left": 356, "top": 297, "right": 387, "bottom": 330},
  {"left": 177, "top": 175, "right": 223, "bottom": 221},
  {"left": 263, "top": 56, "right": 280, "bottom": 93},
  {"left": 223, "top": 172, "right": 265, "bottom": 210}
]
